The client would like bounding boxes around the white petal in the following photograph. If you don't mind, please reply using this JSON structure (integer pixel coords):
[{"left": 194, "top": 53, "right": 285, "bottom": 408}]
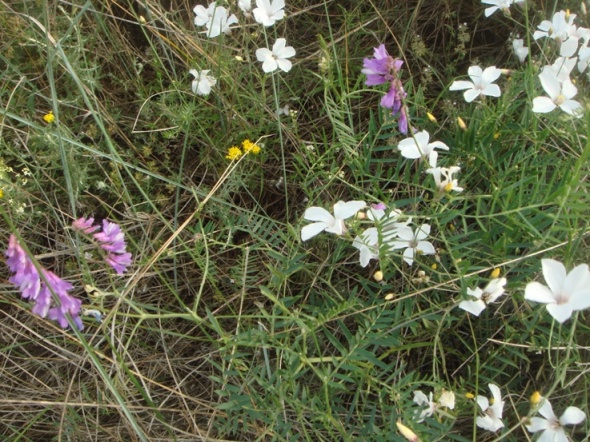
[
  {"left": 476, "top": 395, "right": 490, "bottom": 412},
  {"left": 467, "top": 65, "right": 483, "bottom": 79},
  {"left": 525, "top": 417, "right": 551, "bottom": 433},
  {"left": 532, "top": 97, "right": 557, "bottom": 113},
  {"left": 538, "top": 398, "right": 557, "bottom": 421},
  {"left": 413, "top": 391, "right": 429, "bottom": 406},
  {"left": 333, "top": 200, "right": 366, "bottom": 220},
  {"left": 525, "top": 282, "right": 555, "bottom": 304},
  {"left": 449, "top": 80, "right": 474, "bottom": 91},
  {"left": 416, "top": 241, "right": 435, "bottom": 255},
  {"left": 546, "top": 303, "right": 574, "bottom": 323},
  {"left": 538, "top": 70, "right": 561, "bottom": 99},
  {"left": 256, "top": 48, "right": 272, "bottom": 62},
  {"left": 464, "top": 89, "right": 480, "bottom": 103},
  {"left": 560, "top": 406, "right": 586, "bottom": 425},
  {"left": 402, "top": 247, "right": 415, "bottom": 265},
  {"left": 277, "top": 59, "right": 292, "bottom": 72},
  {"left": 301, "top": 222, "right": 327, "bottom": 241},
  {"left": 542, "top": 259, "right": 567, "bottom": 295},
  {"left": 482, "top": 84, "right": 501, "bottom": 97},
  {"left": 303, "top": 207, "right": 334, "bottom": 223},
  {"left": 482, "top": 66, "right": 502, "bottom": 84},
  {"left": 414, "top": 224, "right": 431, "bottom": 240},
  {"left": 560, "top": 100, "right": 582, "bottom": 116},
  {"left": 458, "top": 299, "right": 486, "bottom": 316}
]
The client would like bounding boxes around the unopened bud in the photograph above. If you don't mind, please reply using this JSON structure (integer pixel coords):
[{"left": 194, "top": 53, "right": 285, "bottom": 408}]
[
  {"left": 373, "top": 271, "right": 384, "bottom": 282},
  {"left": 384, "top": 293, "right": 395, "bottom": 301},
  {"left": 139, "top": 15, "right": 146, "bottom": 24},
  {"left": 490, "top": 268, "right": 501, "bottom": 279},
  {"left": 396, "top": 422, "right": 419, "bottom": 442},
  {"left": 426, "top": 112, "right": 437, "bottom": 123},
  {"left": 457, "top": 117, "right": 467, "bottom": 131},
  {"left": 530, "top": 391, "right": 542, "bottom": 406}
]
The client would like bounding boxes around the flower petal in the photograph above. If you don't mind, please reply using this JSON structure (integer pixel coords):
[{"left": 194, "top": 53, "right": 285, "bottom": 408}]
[
  {"left": 301, "top": 222, "right": 327, "bottom": 241},
  {"left": 560, "top": 406, "right": 586, "bottom": 425},
  {"left": 542, "top": 259, "right": 567, "bottom": 295}
]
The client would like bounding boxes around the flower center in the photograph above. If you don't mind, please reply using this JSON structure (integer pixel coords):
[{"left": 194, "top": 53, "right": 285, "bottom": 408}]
[
  {"left": 555, "top": 94, "right": 566, "bottom": 105},
  {"left": 554, "top": 292, "right": 569, "bottom": 305}
]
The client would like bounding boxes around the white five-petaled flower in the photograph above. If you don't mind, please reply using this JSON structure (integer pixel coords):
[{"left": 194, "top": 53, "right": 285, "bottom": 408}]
[
  {"left": 512, "top": 38, "right": 529, "bottom": 63},
  {"left": 426, "top": 166, "right": 463, "bottom": 194},
  {"left": 193, "top": 3, "right": 238, "bottom": 38},
  {"left": 458, "top": 278, "right": 507, "bottom": 316},
  {"left": 256, "top": 38, "right": 296, "bottom": 73},
  {"left": 189, "top": 69, "right": 217, "bottom": 96},
  {"left": 301, "top": 200, "right": 366, "bottom": 241},
  {"left": 352, "top": 228, "right": 379, "bottom": 267},
  {"left": 526, "top": 397, "right": 586, "bottom": 442},
  {"left": 397, "top": 130, "right": 450, "bottom": 167},
  {"left": 413, "top": 390, "right": 455, "bottom": 422},
  {"left": 449, "top": 66, "right": 502, "bottom": 102},
  {"left": 252, "top": 0, "right": 285, "bottom": 27},
  {"left": 533, "top": 11, "right": 576, "bottom": 43},
  {"left": 476, "top": 384, "right": 505, "bottom": 432},
  {"left": 524, "top": 258, "right": 590, "bottom": 323},
  {"left": 532, "top": 69, "right": 582, "bottom": 117},
  {"left": 545, "top": 56, "right": 577, "bottom": 82},
  {"left": 482, "top": 0, "right": 514, "bottom": 17},
  {"left": 390, "top": 223, "right": 435, "bottom": 266}
]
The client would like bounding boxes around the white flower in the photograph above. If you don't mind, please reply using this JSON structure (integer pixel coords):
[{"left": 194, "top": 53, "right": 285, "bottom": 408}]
[
  {"left": 193, "top": 3, "right": 238, "bottom": 38},
  {"left": 449, "top": 66, "right": 502, "bottom": 102},
  {"left": 482, "top": 0, "right": 514, "bottom": 17},
  {"left": 526, "top": 397, "right": 586, "bottom": 442},
  {"left": 578, "top": 39, "right": 590, "bottom": 73},
  {"left": 252, "top": 0, "right": 285, "bottom": 27},
  {"left": 189, "top": 69, "right": 217, "bottom": 96},
  {"left": 301, "top": 200, "right": 366, "bottom": 241},
  {"left": 512, "top": 38, "right": 529, "bottom": 63},
  {"left": 532, "top": 69, "right": 581, "bottom": 117},
  {"left": 413, "top": 390, "right": 455, "bottom": 422},
  {"left": 545, "top": 56, "right": 577, "bottom": 82},
  {"left": 352, "top": 228, "right": 379, "bottom": 267},
  {"left": 256, "top": 38, "right": 296, "bottom": 73},
  {"left": 458, "top": 278, "right": 507, "bottom": 316},
  {"left": 534, "top": 11, "right": 576, "bottom": 43},
  {"left": 524, "top": 258, "right": 590, "bottom": 323},
  {"left": 426, "top": 166, "right": 463, "bottom": 193},
  {"left": 476, "top": 384, "right": 505, "bottom": 432},
  {"left": 238, "top": 0, "right": 252, "bottom": 14},
  {"left": 390, "top": 223, "right": 435, "bottom": 266},
  {"left": 397, "top": 130, "right": 450, "bottom": 167}
]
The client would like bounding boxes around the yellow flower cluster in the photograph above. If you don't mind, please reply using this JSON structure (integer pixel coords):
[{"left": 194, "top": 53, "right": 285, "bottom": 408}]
[
  {"left": 225, "top": 139, "right": 262, "bottom": 160},
  {"left": 43, "top": 111, "right": 55, "bottom": 124}
]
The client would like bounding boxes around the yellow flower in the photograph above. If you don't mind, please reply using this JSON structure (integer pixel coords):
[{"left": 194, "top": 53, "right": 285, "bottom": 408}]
[
  {"left": 226, "top": 146, "right": 243, "bottom": 160},
  {"left": 242, "top": 139, "right": 261, "bottom": 155},
  {"left": 490, "top": 268, "right": 501, "bottom": 279},
  {"left": 0, "top": 188, "right": 3, "bottom": 199},
  {"left": 530, "top": 391, "right": 542, "bottom": 406},
  {"left": 43, "top": 111, "right": 55, "bottom": 124}
]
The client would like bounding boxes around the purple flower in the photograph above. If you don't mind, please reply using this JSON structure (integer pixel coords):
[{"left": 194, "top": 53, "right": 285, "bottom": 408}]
[
  {"left": 362, "top": 44, "right": 403, "bottom": 85},
  {"left": 106, "top": 252, "right": 133, "bottom": 275},
  {"left": 363, "top": 44, "right": 408, "bottom": 134},
  {"left": 5, "top": 234, "right": 84, "bottom": 330},
  {"left": 74, "top": 218, "right": 132, "bottom": 274},
  {"left": 72, "top": 217, "right": 100, "bottom": 234}
]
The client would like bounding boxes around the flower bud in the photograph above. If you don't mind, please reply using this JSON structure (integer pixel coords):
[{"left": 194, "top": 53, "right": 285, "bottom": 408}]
[
  {"left": 457, "top": 117, "right": 467, "bottom": 131},
  {"left": 490, "top": 268, "right": 501, "bottom": 279},
  {"left": 396, "top": 422, "right": 419, "bottom": 442},
  {"left": 373, "top": 270, "right": 384, "bottom": 282}
]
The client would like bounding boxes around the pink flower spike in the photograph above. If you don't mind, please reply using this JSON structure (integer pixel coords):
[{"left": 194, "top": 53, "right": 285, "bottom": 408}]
[
  {"left": 72, "top": 217, "right": 100, "bottom": 234},
  {"left": 106, "top": 252, "right": 133, "bottom": 275}
]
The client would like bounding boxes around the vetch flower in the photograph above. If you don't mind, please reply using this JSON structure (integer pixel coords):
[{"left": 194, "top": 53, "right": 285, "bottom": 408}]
[
  {"left": 256, "top": 38, "right": 296, "bottom": 73},
  {"left": 482, "top": 0, "right": 514, "bottom": 17},
  {"left": 301, "top": 200, "right": 367, "bottom": 241},
  {"left": 190, "top": 69, "right": 217, "bottom": 96},
  {"left": 526, "top": 397, "right": 586, "bottom": 442},
  {"left": 449, "top": 66, "right": 502, "bottom": 102},
  {"left": 362, "top": 44, "right": 408, "bottom": 134},
  {"left": 72, "top": 217, "right": 100, "bottom": 234},
  {"left": 252, "top": 0, "right": 285, "bottom": 27},
  {"left": 426, "top": 166, "right": 463, "bottom": 194},
  {"left": 532, "top": 69, "right": 582, "bottom": 117},
  {"left": 476, "top": 384, "right": 505, "bottom": 432},
  {"left": 524, "top": 258, "right": 590, "bottom": 323},
  {"left": 5, "top": 234, "right": 84, "bottom": 330},
  {"left": 397, "top": 130, "right": 450, "bottom": 167},
  {"left": 458, "top": 277, "right": 507, "bottom": 316},
  {"left": 390, "top": 223, "right": 435, "bottom": 266},
  {"left": 512, "top": 38, "right": 529, "bottom": 63}
]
